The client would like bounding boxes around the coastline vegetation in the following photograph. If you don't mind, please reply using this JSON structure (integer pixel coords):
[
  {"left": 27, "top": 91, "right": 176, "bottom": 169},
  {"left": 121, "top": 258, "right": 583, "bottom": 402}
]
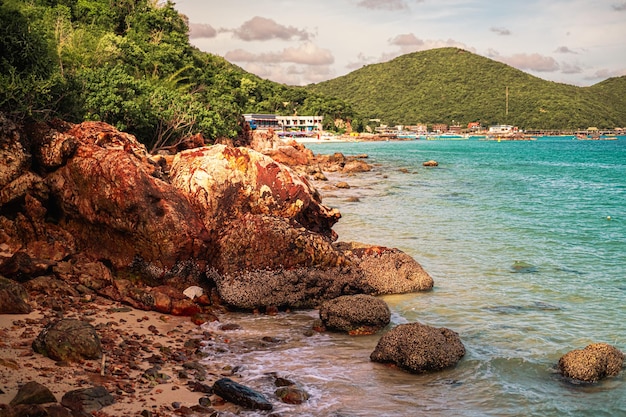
[
  {"left": 307, "top": 48, "right": 626, "bottom": 131},
  {"left": 0, "top": 0, "right": 356, "bottom": 151}
]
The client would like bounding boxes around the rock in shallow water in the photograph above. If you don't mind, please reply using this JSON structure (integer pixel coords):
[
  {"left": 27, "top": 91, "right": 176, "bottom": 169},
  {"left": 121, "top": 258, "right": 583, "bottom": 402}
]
[
  {"left": 319, "top": 294, "right": 390, "bottom": 335},
  {"left": 557, "top": 343, "right": 624, "bottom": 382},
  {"left": 212, "top": 378, "right": 273, "bottom": 411},
  {"left": 370, "top": 322, "right": 465, "bottom": 374}
]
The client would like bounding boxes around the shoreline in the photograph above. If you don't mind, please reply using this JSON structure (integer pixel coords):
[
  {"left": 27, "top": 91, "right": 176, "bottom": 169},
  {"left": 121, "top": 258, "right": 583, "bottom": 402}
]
[{"left": 0, "top": 296, "right": 240, "bottom": 416}]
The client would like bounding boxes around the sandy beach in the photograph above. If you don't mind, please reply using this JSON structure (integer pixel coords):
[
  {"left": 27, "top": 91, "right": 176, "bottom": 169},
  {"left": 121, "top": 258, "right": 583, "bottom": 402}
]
[{"left": 0, "top": 295, "right": 240, "bottom": 416}]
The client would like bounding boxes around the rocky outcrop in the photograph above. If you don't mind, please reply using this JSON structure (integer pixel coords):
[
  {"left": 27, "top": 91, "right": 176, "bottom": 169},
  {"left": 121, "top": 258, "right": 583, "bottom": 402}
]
[
  {"left": 337, "top": 242, "right": 434, "bottom": 293},
  {"left": 370, "top": 322, "right": 465, "bottom": 373},
  {"left": 319, "top": 294, "right": 390, "bottom": 335},
  {"left": 210, "top": 265, "right": 371, "bottom": 310},
  {"left": 32, "top": 318, "right": 102, "bottom": 362},
  {"left": 557, "top": 343, "right": 624, "bottom": 382},
  {"left": 43, "top": 121, "right": 212, "bottom": 271},
  {"left": 1, "top": 118, "right": 213, "bottom": 287},
  {"left": 1, "top": 115, "right": 434, "bottom": 315},
  {"left": 170, "top": 144, "right": 340, "bottom": 239}
]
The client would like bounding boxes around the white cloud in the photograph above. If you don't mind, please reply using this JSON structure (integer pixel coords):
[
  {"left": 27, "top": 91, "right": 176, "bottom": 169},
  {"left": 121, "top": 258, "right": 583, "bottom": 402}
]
[
  {"left": 357, "top": 0, "right": 410, "bottom": 11},
  {"left": 188, "top": 23, "right": 217, "bottom": 39},
  {"left": 225, "top": 42, "right": 334, "bottom": 66},
  {"left": 489, "top": 51, "right": 560, "bottom": 72},
  {"left": 231, "top": 17, "right": 312, "bottom": 41}
]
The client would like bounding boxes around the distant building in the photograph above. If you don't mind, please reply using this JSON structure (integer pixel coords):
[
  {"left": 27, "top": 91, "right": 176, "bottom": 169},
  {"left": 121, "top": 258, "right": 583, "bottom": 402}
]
[
  {"left": 468, "top": 122, "right": 482, "bottom": 131},
  {"left": 488, "top": 125, "right": 516, "bottom": 134},
  {"left": 431, "top": 124, "right": 448, "bottom": 133},
  {"left": 243, "top": 114, "right": 323, "bottom": 132}
]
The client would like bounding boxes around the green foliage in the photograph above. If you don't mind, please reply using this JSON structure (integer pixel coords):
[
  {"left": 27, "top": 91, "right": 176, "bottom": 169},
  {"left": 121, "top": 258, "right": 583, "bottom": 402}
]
[
  {"left": 0, "top": 0, "right": 355, "bottom": 148},
  {"left": 307, "top": 48, "right": 626, "bottom": 130}
]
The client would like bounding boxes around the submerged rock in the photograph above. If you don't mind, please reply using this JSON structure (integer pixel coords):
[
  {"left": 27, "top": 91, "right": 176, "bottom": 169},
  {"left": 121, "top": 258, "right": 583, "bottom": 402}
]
[
  {"left": 557, "top": 343, "right": 624, "bottom": 382},
  {"left": 212, "top": 378, "right": 273, "bottom": 411},
  {"left": 370, "top": 322, "right": 465, "bottom": 374},
  {"left": 319, "top": 294, "right": 390, "bottom": 335}
]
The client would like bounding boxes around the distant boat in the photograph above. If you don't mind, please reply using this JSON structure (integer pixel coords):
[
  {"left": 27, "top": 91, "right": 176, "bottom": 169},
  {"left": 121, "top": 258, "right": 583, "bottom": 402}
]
[
  {"left": 576, "top": 133, "right": 617, "bottom": 141},
  {"left": 427, "top": 133, "right": 468, "bottom": 140}
]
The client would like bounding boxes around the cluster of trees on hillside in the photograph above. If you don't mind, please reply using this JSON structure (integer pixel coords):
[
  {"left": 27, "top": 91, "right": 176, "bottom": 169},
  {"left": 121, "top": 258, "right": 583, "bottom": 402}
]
[
  {"left": 308, "top": 48, "right": 626, "bottom": 130},
  {"left": 0, "top": 0, "right": 356, "bottom": 151}
]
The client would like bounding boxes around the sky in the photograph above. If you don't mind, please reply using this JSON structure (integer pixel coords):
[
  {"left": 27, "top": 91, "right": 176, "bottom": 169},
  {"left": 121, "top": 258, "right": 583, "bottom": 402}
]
[{"left": 173, "top": 0, "right": 626, "bottom": 87}]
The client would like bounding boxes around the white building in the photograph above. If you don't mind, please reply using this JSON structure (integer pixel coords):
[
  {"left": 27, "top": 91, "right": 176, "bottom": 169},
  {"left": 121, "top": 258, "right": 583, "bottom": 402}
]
[
  {"left": 244, "top": 114, "right": 323, "bottom": 132},
  {"left": 488, "top": 125, "right": 516, "bottom": 134}
]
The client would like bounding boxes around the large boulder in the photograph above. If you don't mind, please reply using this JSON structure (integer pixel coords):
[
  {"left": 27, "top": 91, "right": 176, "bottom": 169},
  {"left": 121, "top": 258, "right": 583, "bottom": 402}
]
[
  {"left": 337, "top": 242, "right": 434, "bottom": 293},
  {"left": 32, "top": 318, "right": 102, "bottom": 362},
  {"left": 215, "top": 213, "right": 344, "bottom": 275},
  {"left": 213, "top": 237, "right": 435, "bottom": 310},
  {"left": 370, "top": 322, "right": 465, "bottom": 373},
  {"left": 210, "top": 265, "right": 371, "bottom": 310},
  {"left": 170, "top": 144, "right": 340, "bottom": 239},
  {"left": 42, "top": 121, "right": 213, "bottom": 271},
  {"left": 319, "top": 294, "right": 390, "bottom": 335},
  {"left": 557, "top": 343, "right": 624, "bottom": 382}
]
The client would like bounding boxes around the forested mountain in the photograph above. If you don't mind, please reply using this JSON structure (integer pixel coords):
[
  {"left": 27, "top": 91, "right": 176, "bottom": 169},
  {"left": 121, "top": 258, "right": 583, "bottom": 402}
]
[
  {"left": 307, "top": 48, "right": 626, "bottom": 130},
  {"left": 0, "top": 0, "right": 354, "bottom": 151}
]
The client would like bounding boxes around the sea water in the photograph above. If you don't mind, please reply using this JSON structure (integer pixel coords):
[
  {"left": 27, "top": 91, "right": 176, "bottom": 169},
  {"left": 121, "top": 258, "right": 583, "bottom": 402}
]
[{"left": 202, "top": 137, "right": 626, "bottom": 416}]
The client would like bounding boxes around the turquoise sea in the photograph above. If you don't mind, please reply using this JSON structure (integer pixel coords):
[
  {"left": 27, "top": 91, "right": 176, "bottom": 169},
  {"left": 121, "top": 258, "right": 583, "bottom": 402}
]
[{"left": 204, "top": 137, "right": 626, "bottom": 416}]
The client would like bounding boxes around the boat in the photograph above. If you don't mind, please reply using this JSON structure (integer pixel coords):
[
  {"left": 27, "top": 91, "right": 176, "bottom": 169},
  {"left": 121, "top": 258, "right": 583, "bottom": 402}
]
[{"left": 427, "top": 133, "right": 468, "bottom": 140}]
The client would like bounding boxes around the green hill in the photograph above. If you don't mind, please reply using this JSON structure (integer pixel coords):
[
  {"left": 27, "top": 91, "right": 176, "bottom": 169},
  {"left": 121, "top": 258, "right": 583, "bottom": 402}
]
[
  {"left": 307, "top": 48, "right": 626, "bottom": 130},
  {"left": 0, "top": 0, "right": 355, "bottom": 149}
]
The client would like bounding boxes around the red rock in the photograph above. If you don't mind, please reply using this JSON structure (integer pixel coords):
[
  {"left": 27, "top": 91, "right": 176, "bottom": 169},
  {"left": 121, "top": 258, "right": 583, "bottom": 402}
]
[
  {"left": 171, "top": 299, "right": 202, "bottom": 316},
  {"left": 40, "top": 121, "right": 213, "bottom": 271},
  {"left": 170, "top": 144, "right": 340, "bottom": 239}
]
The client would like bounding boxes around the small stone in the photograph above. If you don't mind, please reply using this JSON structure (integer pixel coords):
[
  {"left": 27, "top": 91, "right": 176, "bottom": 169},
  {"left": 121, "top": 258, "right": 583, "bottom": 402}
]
[
  {"left": 9, "top": 381, "right": 56, "bottom": 405},
  {"left": 275, "top": 386, "right": 309, "bottom": 404}
]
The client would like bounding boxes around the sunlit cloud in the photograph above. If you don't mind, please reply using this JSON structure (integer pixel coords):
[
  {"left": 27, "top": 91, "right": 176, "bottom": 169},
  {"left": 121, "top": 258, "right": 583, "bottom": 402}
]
[
  {"left": 188, "top": 23, "right": 217, "bottom": 39},
  {"left": 357, "top": 0, "right": 411, "bottom": 11},
  {"left": 232, "top": 17, "right": 312, "bottom": 41},
  {"left": 488, "top": 50, "right": 560, "bottom": 72},
  {"left": 225, "top": 42, "right": 334, "bottom": 66}
]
